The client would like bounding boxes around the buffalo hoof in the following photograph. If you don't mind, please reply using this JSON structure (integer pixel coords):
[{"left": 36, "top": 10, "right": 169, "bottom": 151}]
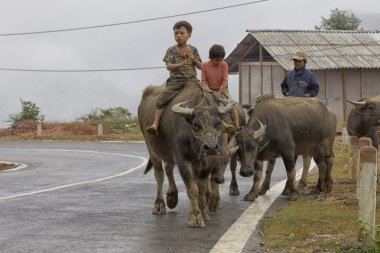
[
  {"left": 208, "top": 197, "right": 221, "bottom": 212},
  {"left": 166, "top": 191, "right": 178, "bottom": 209},
  {"left": 297, "top": 181, "right": 307, "bottom": 193},
  {"left": 281, "top": 186, "right": 290, "bottom": 196},
  {"left": 323, "top": 185, "right": 333, "bottom": 194},
  {"left": 188, "top": 214, "right": 205, "bottom": 228},
  {"left": 229, "top": 186, "right": 240, "bottom": 195},
  {"left": 243, "top": 192, "right": 257, "bottom": 201},
  {"left": 281, "top": 180, "right": 292, "bottom": 196},
  {"left": 324, "top": 180, "right": 333, "bottom": 193},
  {"left": 202, "top": 209, "right": 210, "bottom": 221},
  {"left": 152, "top": 201, "right": 166, "bottom": 215},
  {"left": 288, "top": 193, "right": 299, "bottom": 201},
  {"left": 258, "top": 185, "right": 269, "bottom": 195}
]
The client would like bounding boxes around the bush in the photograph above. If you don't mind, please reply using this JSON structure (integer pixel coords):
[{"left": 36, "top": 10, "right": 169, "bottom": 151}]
[
  {"left": 7, "top": 99, "right": 45, "bottom": 125},
  {"left": 77, "top": 107, "right": 139, "bottom": 133}
]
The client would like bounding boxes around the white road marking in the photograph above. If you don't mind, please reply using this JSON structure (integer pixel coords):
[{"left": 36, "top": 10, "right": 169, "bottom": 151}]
[
  {"left": 0, "top": 148, "right": 148, "bottom": 200},
  {"left": 209, "top": 160, "right": 317, "bottom": 253}
]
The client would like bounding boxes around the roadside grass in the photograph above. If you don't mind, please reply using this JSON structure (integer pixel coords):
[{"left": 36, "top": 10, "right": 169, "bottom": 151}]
[{"left": 259, "top": 142, "right": 380, "bottom": 253}]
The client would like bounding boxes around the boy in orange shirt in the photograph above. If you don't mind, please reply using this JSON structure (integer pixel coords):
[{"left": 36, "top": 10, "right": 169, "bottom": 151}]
[{"left": 201, "top": 44, "right": 239, "bottom": 132}]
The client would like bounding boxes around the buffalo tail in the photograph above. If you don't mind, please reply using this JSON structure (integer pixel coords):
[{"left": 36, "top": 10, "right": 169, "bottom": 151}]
[{"left": 144, "top": 158, "right": 153, "bottom": 174}]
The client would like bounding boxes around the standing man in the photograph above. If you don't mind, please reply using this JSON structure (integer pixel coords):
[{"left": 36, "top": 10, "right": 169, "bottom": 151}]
[{"left": 281, "top": 51, "right": 319, "bottom": 97}]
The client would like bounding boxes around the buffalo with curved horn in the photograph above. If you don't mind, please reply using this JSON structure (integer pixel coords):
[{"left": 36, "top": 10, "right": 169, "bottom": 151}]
[
  {"left": 235, "top": 95, "right": 337, "bottom": 201},
  {"left": 138, "top": 81, "right": 238, "bottom": 228},
  {"left": 346, "top": 96, "right": 380, "bottom": 149}
]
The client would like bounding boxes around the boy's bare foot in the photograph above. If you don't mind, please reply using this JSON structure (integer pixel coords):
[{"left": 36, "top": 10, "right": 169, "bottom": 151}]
[
  {"left": 223, "top": 122, "right": 236, "bottom": 135},
  {"left": 146, "top": 123, "right": 158, "bottom": 136}
]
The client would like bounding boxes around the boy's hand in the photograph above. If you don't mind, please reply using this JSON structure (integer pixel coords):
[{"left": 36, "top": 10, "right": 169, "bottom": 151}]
[
  {"left": 184, "top": 52, "right": 195, "bottom": 61},
  {"left": 182, "top": 59, "right": 193, "bottom": 66}
]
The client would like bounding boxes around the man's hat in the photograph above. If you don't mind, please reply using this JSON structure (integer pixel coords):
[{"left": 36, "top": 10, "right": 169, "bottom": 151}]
[{"left": 292, "top": 51, "right": 307, "bottom": 61}]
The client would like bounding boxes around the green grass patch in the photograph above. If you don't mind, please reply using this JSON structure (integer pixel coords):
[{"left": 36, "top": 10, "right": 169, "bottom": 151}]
[{"left": 259, "top": 142, "right": 380, "bottom": 252}]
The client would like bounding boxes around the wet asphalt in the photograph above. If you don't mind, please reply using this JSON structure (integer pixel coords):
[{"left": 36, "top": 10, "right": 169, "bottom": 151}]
[{"left": 0, "top": 141, "right": 294, "bottom": 253}]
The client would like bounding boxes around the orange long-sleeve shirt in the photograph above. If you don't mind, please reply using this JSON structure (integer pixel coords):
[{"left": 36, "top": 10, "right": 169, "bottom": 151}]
[{"left": 201, "top": 60, "right": 228, "bottom": 91}]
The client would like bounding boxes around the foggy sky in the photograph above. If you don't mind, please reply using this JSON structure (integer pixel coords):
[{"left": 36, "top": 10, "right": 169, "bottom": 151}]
[{"left": 0, "top": 0, "right": 379, "bottom": 127}]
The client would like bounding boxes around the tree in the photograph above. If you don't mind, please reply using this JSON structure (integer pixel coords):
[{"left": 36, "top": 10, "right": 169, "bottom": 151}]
[
  {"left": 7, "top": 99, "right": 45, "bottom": 124},
  {"left": 315, "top": 8, "right": 361, "bottom": 30}
]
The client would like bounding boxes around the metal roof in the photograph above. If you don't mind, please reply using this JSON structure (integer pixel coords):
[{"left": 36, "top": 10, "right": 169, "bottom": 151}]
[{"left": 226, "top": 29, "right": 380, "bottom": 72}]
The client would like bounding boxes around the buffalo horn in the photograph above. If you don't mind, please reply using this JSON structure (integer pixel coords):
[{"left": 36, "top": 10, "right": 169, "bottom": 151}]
[
  {"left": 172, "top": 101, "right": 194, "bottom": 117},
  {"left": 253, "top": 119, "right": 266, "bottom": 140},
  {"left": 218, "top": 100, "right": 234, "bottom": 115},
  {"left": 346, "top": 99, "right": 366, "bottom": 107},
  {"left": 228, "top": 146, "right": 239, "bottom": 155}
]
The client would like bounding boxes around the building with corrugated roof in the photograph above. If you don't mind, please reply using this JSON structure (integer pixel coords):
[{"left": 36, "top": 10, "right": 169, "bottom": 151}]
[{"left": 226, "top": 29, "right": 380, "bottom": 130}]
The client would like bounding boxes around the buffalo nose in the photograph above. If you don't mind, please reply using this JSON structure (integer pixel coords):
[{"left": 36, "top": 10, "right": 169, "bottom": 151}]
[
  {"left": 201, "top": 143, "right": 220, "bottom": 155},
  {"left": 239, "top": 166, "right": 253, "bottom": 177}
]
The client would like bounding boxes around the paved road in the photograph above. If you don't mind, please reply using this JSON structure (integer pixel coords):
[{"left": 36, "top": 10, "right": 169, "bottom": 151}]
[{"left": 0, "top": 141, "right": 299, "bottom": 253}]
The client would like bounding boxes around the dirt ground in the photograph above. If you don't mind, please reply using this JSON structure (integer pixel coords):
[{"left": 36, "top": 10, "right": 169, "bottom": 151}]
[{"left": 0, "top": 120, "right": 143, "bottom": 142}]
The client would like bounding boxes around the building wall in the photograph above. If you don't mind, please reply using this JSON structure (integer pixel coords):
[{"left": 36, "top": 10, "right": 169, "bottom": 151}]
[{"left": 239, "top": 62, "right": 380, "bottom": 132}]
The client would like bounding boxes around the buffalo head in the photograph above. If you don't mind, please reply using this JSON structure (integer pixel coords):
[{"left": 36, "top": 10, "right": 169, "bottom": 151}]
[
  {"left": 347, "top": 96, "right": 380, "bottom": 124},
  {"left": 172, "top": 101, "right": 234, "bottom": 157},
  {"left": 346, "top": 96, "right": 380, "bottom": 149},
  {"left": 235, "top": 119, "right": 266, "bottom": 177}
]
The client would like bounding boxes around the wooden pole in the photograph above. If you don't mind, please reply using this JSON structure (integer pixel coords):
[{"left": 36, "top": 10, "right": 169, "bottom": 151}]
[{"left": 358, "top": 146, "right": 377, "bottom": 241}]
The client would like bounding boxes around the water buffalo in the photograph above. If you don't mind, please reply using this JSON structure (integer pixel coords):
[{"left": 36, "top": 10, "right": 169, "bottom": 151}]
[
  {"left": 138, "top": 82, "right": 236, "bottom": 228},
  {"left": 235, "top": 95, "right": 337, "bottom": 201},
  {"left": 347, "top": 96, "right": 380, "bottom": 149}
]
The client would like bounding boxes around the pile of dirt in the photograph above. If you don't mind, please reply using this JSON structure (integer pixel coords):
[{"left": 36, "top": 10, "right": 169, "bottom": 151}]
[
  {"left": 0, "top": 120, "right": 38, "bottom": 135},
  {"left": 0, "top": 120, "right": 110, "bottom": 136},
  {"left": 0, "top": 163, "right": 17, "bottom": 171}
]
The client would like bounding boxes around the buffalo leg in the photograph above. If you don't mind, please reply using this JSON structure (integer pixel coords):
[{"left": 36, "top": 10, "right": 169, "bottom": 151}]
[
  {"left": 164, "top": 162, "right": 178, "bottom": 209},
  {"left": 258, "top": 159, "right": 276, "bottom": 195},
  {"left": 297, "top": 154, "right": 312, "bottom": 192},
  {"left": 229, "top": 153, "right": 240, "bottom": 195},
  {"left": 179, "top": 161, "right": 205, "bottom": 228},
  {"left": 313, "top": 148, "right": 328, "bottom": 193},
  {"left": 243, "top": 160, "right": 263, "bottom": 201},
  {"left": 198, "top": 177, "right": 210, "bottom": 221},
  {"left": 151, "top": 158, "right": 166, "bottom": 215},
  {"left": 320, "top": 140, "right": 334, "bottom": 193},
  {"left": 281, "top": 152, "right": 298, "bottom": 199},
  {"left": 207, "top": 178, "right": 221, "bottom": 212}
]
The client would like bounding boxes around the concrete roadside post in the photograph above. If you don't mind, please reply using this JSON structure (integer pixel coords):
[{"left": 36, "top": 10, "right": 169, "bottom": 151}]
[
  {"left": 349, "top": 136, "right": 359, "bottom": 180},
  {"left": 341, "top": 122, "right": 349, "bottom": 148},
  {"left": 98, "top": 123, "right": 103, "bottom": 136},
  {"left": 37, "top": 121, "right": 42, "bottom": 137},
  {"left": 358, "top": 146, "right": 377, "bottom": 241},
  {"left": 356, "top": 137, "right": 372, "bottom": 199}
]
